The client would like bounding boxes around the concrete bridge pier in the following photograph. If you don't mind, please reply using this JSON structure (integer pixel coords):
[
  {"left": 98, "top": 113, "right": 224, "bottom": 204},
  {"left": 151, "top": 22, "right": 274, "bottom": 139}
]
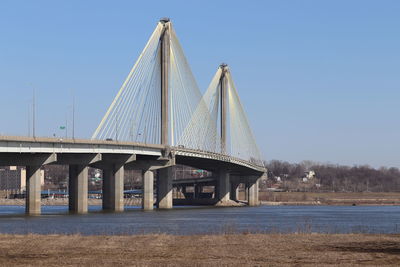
[
  {"left": 194, "top": 184, "right": 201, "bottom": 199},
  {"left": 94, "top": 153, "right": 135, "bottom": 212},
  {"left": 127, "top": 157, "right": 174, "bottom": 211},
  {"left": 157, "top": 167, "right": 173, "bottom": 209},
  {"left": 245, "top": 182, "right": 249, "bottom": 202},
  {"left": 102, "top": 164, "right": 124, "bottom": 212},
  {"left": 248, "top": 177, "right": 260, "bottom": 206},
  {"left": 142, "top": 170, "right": 154, "bottom": 210},
  {"left": 18, "top": 153, "right": 57, "bottom": 215},
  {"left": 217, "top": 169, "right": 230, "bottom": 202},
  {"left": 26, "top": 165, "right": 42, "bottom": 215},
  {"left": 230, "top": 182, "right": 240, "bottom": 202},
  {"left": 69, "top": 165, "right": 88, "bottom": 214}
]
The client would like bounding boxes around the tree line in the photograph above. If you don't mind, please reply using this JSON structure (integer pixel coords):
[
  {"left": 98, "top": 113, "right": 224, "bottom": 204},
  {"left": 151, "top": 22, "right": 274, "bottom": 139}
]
[{"left": 264, "top": 160, "right": 400, "bottom": 192}]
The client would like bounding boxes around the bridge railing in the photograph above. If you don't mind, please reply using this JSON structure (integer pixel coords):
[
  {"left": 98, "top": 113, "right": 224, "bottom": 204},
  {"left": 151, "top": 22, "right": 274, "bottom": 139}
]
[{"left": 172, "top": 146, "right": 266, "bottom": 172}]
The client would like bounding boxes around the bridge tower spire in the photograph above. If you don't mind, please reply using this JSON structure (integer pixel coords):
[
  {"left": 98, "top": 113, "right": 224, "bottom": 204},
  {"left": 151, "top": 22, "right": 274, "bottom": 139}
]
[
  {"left": 219, "top": 63, "right": 228, "bottom": 154},
  {"left": 160, "top": 18, "right": 171, "bottom": 146}
]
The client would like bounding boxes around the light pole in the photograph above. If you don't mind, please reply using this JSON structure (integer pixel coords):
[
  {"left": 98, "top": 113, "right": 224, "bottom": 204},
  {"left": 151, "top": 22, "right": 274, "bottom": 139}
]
[
  {"left": 72, "top": 94, "right": 75, "bottom": 139},
  {"left": 32, "top": 87, "right": 36, "bottom": 138}
]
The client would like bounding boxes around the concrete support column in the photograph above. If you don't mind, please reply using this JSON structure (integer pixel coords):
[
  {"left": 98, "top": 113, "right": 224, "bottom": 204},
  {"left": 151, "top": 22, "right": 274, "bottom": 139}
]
[
  {"left": 245, "top": 182, "right": 249, "bottom": 202},
  {"left": 230, "top": 182, "right": 240, "bottom": 201},
  {"left": 217, "top": 169, "right": 230, "bottom": 202},
  {"left": 69, "top": 165, "right": 88, "bottom": 214},
  {"left": 103, "top": 164, "right": 124, "bottom": 212},
  {"left": 142, "top": 170, "right": 154, "bottom": 210},
  {"left": 157, "top": 167, "right": 173, "bottom": 209},
  {"left": 248, "top": 178, "right": 260, "bottom": 206},
  {"left": 26, "top": 165, "right": 41, "bottom": 215},
  {"left": 194, "top": 184, "right": 201, "bottom": 199}
]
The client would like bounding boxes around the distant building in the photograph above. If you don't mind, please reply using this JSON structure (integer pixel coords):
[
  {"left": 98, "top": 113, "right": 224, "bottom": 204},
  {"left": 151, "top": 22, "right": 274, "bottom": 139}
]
[
  {"left": 301, "top": 171, "right": 316, "bottom": 182},
  {"left": 0, "top": 166, "right": 44, "bottom": 191},
  {"left": 305, "top": 171, "right": 316, "bottom": 179}
]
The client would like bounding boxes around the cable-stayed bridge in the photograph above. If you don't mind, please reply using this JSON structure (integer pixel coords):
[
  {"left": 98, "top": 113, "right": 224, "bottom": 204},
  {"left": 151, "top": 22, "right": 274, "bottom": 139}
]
[{"left": 0, "top": 18, "right": 266, "bottom": 215}]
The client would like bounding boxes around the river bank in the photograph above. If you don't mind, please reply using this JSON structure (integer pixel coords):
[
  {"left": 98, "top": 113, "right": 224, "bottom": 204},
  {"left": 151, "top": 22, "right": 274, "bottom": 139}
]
[
  {"left": 259, "top": 191, "right": 400, "bottom": 206},
  {"left": 0, "top": 233, "right": 399, "bottom": 266},
  {"left": 0, "top": 198, "right": 141, "bottom": 206},
  {"left": 1, "top": 192, "right": 399, "bottom": 206}
]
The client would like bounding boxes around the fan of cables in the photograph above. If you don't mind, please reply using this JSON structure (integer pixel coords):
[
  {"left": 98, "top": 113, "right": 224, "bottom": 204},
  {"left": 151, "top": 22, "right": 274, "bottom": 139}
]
[{"left": 92, "top": 20, "right": 263, "bottom": 166}]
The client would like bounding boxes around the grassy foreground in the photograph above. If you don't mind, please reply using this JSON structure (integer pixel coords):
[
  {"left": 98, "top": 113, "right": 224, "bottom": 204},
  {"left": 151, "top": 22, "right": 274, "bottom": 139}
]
[{"left": 0, "top": 234, "right": 399, "bottom": 266}]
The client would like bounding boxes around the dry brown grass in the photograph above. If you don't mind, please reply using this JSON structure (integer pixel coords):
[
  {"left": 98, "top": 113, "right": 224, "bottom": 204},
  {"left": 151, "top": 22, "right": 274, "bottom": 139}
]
[{"left": 0, "top": 233, "right": 399, "bottom": 266}]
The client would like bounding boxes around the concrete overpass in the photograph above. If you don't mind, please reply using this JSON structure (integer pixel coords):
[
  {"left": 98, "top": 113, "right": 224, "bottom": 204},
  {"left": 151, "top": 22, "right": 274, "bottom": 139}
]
[{"left": 0, "top": 136, "right": 265, "bottom": 215}]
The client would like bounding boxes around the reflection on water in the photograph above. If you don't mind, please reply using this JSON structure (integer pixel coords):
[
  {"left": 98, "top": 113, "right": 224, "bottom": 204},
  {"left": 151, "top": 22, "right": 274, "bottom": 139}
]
[{"left": 0, "top": 205, "right": 399, "bottom": 235}]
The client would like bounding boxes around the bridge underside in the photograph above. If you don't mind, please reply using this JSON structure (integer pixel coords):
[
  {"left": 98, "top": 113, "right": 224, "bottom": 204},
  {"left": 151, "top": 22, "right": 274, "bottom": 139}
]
[
  {"left": 175, "top": 155, "right": 264, "bottom": 177},
  {"left": 0, "top": 136, "right": 266, "bottom": 215}
]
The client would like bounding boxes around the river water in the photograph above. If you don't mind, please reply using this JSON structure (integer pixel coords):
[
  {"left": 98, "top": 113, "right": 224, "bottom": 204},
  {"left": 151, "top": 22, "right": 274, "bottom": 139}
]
[{"left": 0, "top": 205, "right": 399, "bottom": 235}]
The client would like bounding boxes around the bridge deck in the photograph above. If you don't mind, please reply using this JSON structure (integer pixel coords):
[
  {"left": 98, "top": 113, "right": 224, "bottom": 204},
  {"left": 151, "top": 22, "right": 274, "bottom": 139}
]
[{"left": 0, "top": 136, "right": 266, "bottom": 174}]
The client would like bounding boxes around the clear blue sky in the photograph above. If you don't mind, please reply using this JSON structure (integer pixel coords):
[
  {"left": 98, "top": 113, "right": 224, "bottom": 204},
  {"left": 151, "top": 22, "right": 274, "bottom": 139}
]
[{"left": 0, "top": 1, "right": 399, "bottom": 168}]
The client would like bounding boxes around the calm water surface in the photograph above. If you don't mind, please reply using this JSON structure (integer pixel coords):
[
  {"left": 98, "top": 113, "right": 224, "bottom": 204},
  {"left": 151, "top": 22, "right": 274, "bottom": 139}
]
[{"left": 0, "top": 205, "right": 399, "bottom": 235}]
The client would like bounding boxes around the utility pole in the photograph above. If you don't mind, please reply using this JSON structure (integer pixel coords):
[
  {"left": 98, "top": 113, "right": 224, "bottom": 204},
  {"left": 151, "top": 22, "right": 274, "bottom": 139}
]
[
  {"left": 160, "top": 17, "right": 170, "bottom": 146},
  {"left": 72, "top": 94, "right": 75, "bottom": 139},
  {"left": 28, "top": 104, "right": 31, "bottom": 137},
  {"left": 32, "top": 88, "right": 36, "bottom": 138},
  {"left": 219, "top": 63, "right": 228, "bottom": 154},
  {"left": 65, "top": 115, "right": 68, "bottom": 139}
]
